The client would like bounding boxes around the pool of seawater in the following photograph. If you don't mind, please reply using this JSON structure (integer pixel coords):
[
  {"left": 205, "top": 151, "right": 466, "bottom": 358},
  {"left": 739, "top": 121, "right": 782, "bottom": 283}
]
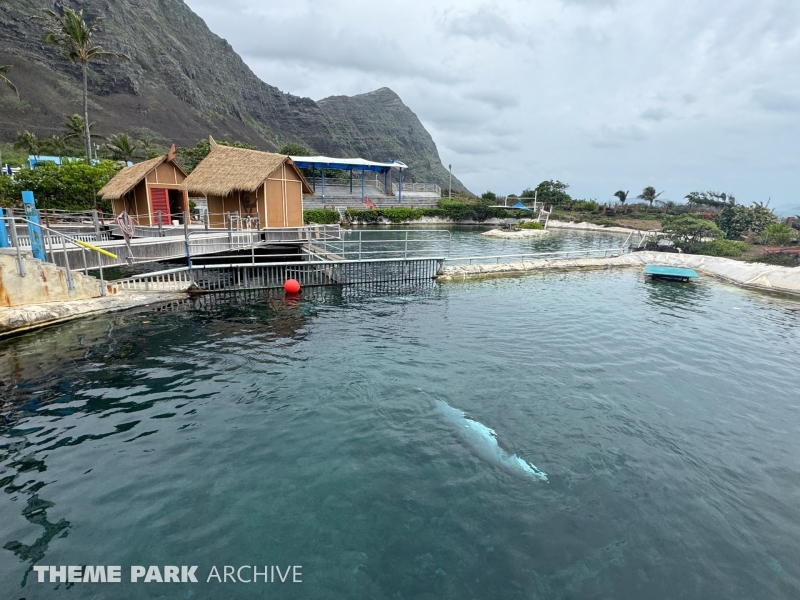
[{"left": 1, "top": 270, "right": 799, "bottom": 599}]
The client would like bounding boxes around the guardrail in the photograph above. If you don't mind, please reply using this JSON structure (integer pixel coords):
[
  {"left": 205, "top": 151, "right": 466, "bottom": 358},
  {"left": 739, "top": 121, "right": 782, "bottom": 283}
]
[
  {"left": 1, "top": 211, "right": 116, "bottom": 296},
  {"left": 309, "top": 229, "right": 452, "bottom": 261},
  {"left": 116, "top": 256, "right": 445, "bottom": 292},
  {"left": 444, "top": 247, "right": 629, "bottom": 265}
]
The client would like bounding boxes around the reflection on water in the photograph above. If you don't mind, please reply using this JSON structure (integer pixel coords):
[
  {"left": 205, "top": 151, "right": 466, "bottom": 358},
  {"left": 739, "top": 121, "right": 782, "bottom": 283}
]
[{"left": 0, "top": 270, "right": 799, "bottom": 599}]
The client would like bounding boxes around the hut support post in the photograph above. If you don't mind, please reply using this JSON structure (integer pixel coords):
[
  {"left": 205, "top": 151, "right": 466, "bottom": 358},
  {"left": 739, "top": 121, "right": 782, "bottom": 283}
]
[
  {"left": 184, "top": 212, "right": 192, "bottom": 268},
  {"left": 157, "top": 211, "right": 163, "bottom": 237},
  {"left": 204, "top": 210, "right": 209, "bottom": 232},
  {"left": 227, "top": 212, "right": 232, "bottom": 248},
  {"left": 92, "top": 209, "right": 100, "bottom": 240}
]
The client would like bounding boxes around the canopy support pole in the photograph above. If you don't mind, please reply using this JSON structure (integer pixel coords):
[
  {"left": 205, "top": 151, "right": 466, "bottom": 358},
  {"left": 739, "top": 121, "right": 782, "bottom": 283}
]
[
  {"left": 321, "top": 167, "right": 325, "bottom": 204},
  {"left": 361, "top": 167, "right": 365, "bottom": 203},
  {"left": 349, "top": 168, "right": 353, "bottom": 194},
  {"left": 398, "top": 169, "right": 403, "bottom": 204}
]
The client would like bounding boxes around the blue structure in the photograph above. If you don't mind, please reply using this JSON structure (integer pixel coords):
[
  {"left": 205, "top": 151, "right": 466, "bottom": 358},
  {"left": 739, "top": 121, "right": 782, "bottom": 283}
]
[
  {"left": 0, "top": 209, "right": 8, "bottom": 248},
  {"left": 645, "top": 265, "right": 699, "bottom": 282},
  {"left": 290, "top": 155, "right": 408, "bottom": 204},
  {"left": 27, "top": 155, "right": 103, "bottom": 169},
  {"left": 22, "top": 191, "right": 45, "bottom": 261}
]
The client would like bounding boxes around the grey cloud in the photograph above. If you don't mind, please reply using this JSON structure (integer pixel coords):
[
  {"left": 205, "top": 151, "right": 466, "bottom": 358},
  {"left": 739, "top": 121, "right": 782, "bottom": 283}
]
[
  {"left": 752, "top": 89, "right": 800, "bottom": 113},
  {"left": 640, "top": 107, "right": 671, "bottom": 122},
  {"left": 590, "top": 124, "right": 647, "bottom": 149},
  {"left": 561, "top": 0, "right": 618, "bottom": 8},
  {"left": 465, "top": 90, "right": 519, "bottom": 110},
  {"left": 443, "top": 6, "right": 515, "bottom": 43}
]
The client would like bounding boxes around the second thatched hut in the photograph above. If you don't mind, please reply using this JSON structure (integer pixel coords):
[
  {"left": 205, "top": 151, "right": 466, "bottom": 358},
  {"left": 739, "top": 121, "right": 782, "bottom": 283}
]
[{"left": 183, "top": 138, "right": 314, "bottom": 229}]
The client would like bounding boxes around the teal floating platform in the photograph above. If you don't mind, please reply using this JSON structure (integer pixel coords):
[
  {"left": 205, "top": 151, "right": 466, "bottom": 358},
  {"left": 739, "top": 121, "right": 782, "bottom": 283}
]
[{"left": 645, "top": 265, "right": 699, "bottom": 282}]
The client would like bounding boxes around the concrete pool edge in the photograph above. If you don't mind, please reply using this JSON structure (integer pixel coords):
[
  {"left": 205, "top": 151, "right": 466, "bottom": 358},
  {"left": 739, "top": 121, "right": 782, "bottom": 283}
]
[
  {"left": 0, "top": 291, "right": 190, "bottom": 338},
  {"left": 437, "top": 251, "right": 800, "bottom": 296}
]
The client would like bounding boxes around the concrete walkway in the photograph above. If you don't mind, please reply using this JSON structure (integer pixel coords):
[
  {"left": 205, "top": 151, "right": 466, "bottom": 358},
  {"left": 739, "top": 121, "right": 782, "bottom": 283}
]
[
  {"left": 438, "top": 251, "right": 800, "bottom": 296},
  {"left": 0, "top": 290, "right": 189, "bottom": 337}
]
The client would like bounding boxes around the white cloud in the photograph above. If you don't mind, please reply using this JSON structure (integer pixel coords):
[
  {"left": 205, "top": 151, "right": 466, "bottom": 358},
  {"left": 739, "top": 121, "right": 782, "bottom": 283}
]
[{"left": 184, "top": 0, "right": 800, "bottom": 208}]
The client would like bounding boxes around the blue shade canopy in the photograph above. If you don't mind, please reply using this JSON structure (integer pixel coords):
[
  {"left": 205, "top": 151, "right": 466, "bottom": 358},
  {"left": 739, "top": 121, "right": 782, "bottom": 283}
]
[
  {"left": 290, "top": 155, "right": 408, "bottom": 174},
  {"left": 511, "top": 201, "right": 531, "bottom": 210}
]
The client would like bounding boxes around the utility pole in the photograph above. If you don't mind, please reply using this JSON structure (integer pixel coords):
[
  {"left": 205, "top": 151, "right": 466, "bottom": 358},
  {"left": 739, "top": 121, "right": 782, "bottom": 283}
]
[{"left": 448, "top": 164, "right": 452, "bottom": 200}]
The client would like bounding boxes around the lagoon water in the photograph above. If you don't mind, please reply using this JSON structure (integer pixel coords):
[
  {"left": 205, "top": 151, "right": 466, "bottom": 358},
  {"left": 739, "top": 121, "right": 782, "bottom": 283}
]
[{"left": 1, "top": 268, "right": 800, "bottom": 599}]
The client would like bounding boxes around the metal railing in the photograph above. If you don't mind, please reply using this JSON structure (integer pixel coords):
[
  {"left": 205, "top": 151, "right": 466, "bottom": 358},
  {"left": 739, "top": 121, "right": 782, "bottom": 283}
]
[
  {"left": 308, "top": 229, "right": 452, "bottom": 261},
  {"left": 444, "top": 247, "right": 629, "bottom": 265},
  {"left": 17, "top": 232, "right": 111, "bottom": 247},
  {"left": 2, "top": 211, "right": 114, "bottom": 296},
  {"left": 395, "top": 182, "right": 441, "bottom": 195},
  {"left": 116, "top": 256, "right": 445, "bottom": 292}
]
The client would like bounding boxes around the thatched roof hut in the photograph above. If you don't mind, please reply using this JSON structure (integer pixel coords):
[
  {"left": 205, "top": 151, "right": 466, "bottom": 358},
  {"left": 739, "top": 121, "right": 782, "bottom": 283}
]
[
  {"left": 98, "top": 145, "right": 189, "bottom": 226},
  {"left": 183, "top": 138, "right": 313, "bottom": 229}
]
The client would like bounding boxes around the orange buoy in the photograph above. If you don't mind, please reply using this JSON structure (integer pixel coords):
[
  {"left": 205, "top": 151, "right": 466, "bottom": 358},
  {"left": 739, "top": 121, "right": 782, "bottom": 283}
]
[{"left": 284, "top": 279, "right": 301, "bottom": 293}]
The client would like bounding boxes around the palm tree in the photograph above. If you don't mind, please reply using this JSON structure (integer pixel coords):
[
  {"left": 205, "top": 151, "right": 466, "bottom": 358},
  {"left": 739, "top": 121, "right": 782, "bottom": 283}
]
[
  {"left": 105, "top": 133, "right": 140, "bottom": 161},
  {"left": 637, "top": 186, "right": 663, "bottom": 211},
  {"left": 43, "top": 134, "right": 69, "bottom": 159},
  {"left": 14, "top": 131, "right": 41, "bottom": 157},
  {"left": 38, "top": 7, "right": 129, "bottom": 161},
  {"left": 0, "top": 65, "right": 19, "bottom": 96},
  {"left": 63, "top": 113, "right": 100, "bottom": 142},
  {"left": 613, "top": 190, "right": 629, "bottom": 204}
]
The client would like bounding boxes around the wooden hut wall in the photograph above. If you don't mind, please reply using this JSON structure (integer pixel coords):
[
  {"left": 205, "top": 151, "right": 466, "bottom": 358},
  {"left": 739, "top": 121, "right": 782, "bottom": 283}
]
[
  {"left": 265, "top": 162, "right": 304, "bottom": 228},
  {"left": 206, "top": 194, "right": 243, "bottom": 228},
  {"left": 112, "top": 181, "right": 152, "bottom": 225}
]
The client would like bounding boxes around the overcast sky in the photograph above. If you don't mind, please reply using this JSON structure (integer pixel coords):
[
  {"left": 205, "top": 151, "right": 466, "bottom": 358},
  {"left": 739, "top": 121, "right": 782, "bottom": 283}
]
[{"left": 184, "top": 0, "right": 800, "bottom": 211}]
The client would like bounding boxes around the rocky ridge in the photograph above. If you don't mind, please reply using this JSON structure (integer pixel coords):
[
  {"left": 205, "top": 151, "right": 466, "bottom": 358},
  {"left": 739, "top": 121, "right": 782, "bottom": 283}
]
[{"left": 0, "top": 0, "right": 469, "bottom": 192}]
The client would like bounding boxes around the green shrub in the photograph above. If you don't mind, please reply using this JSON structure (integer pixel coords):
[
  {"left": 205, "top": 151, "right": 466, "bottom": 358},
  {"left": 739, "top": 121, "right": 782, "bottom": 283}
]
[
  {"left": 517, "top": 220, "right": 544, "bottom": 230},
  {"left": 662, "top": 214, "right": 723, "bottom": 244},
  {"left": 303, "top": 208, "right": 340, "bottom": 224},
  {"left": 1, "top": 160, "right": 120, "bottom": 211},
  {"left": 345, "top": 201, "right": 510, "bottom": 223},
  {"left": 762, "top": 223, "right": 794, "bottom": 246},
  {"left": 681, "top": 239, "right": 750, "bottom": 257},
  {"left": 715, "top": 203, "right": 777, "bottom": 239},
  {"left": 572, "top": 200, "right": 598, "bottom": 212}
]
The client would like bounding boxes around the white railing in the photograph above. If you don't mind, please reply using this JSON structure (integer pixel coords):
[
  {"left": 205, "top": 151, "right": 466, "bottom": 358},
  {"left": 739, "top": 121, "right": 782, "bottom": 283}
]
[
  {"left": 397, "top": 183, "right": 441, "bottom": 195},
  {"left": 17, "top": 232, "right": 111, "bottom": 247},
  {"left": 309, "top": 229, "right": 452, "bottom": 261},
  {"left": 445, "top": 247, "right": 628, "bottom": 265}
]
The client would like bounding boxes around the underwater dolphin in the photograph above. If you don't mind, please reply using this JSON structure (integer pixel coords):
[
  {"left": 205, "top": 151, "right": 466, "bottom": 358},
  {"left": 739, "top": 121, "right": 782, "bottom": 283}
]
[{"left": 436, "top": 400, "right": 548, "bottom": 482}]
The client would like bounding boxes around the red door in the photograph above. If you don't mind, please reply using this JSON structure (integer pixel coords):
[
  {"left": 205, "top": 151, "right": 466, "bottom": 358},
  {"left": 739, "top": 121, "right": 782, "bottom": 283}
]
[{"left": 150, "top": 188, "right": 171, "bottom": 224}]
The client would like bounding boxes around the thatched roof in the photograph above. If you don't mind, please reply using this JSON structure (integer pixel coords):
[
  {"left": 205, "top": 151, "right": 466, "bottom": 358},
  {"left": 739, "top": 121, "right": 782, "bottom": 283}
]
[
  {"left": 183, "top": 139, "right": 314, "bottom": 196},
  {"left": 97, "top": 145, "right": 184, "bottom": 200}
]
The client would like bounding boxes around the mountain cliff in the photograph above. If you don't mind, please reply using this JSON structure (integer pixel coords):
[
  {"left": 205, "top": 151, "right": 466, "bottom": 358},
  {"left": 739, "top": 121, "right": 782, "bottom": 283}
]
[{"left": 0, "top": 0, "right": 469, "bottom": 192}]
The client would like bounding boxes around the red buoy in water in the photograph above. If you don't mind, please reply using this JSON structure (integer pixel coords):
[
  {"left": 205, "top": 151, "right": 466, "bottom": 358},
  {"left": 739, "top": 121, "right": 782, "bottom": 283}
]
[{"left": 284, "top": 279, "right": 301, "bottom": 293}]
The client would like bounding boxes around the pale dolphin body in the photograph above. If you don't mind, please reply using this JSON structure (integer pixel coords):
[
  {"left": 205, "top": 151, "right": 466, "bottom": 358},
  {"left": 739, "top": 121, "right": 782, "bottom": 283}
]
[{"left": 436, "top": 400, "right": 548, "bottom": 482}]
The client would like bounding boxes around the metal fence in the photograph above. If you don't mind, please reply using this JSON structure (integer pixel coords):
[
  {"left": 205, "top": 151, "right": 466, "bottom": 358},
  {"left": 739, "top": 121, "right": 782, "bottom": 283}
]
[
  {"left": 308, "top": 229, "right": 452, "bottom": 261},
  {"left": 116, "top": 257, "right": 445, "bottom": 293},
  {"left": 444, "top": 247, "right": 630, "bottom": 265}
]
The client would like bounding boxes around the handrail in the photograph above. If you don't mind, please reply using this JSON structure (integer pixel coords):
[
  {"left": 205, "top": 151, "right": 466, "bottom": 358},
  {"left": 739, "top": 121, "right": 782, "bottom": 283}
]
[
  {"left": 8, "top": 214, "right": 115, "bottom": 296},
  {"left": 122, "top": 255, "right": 450, "bottom": 280},
  {"left": 445, "top": 247, "right": 628, "bottom": 265}
]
